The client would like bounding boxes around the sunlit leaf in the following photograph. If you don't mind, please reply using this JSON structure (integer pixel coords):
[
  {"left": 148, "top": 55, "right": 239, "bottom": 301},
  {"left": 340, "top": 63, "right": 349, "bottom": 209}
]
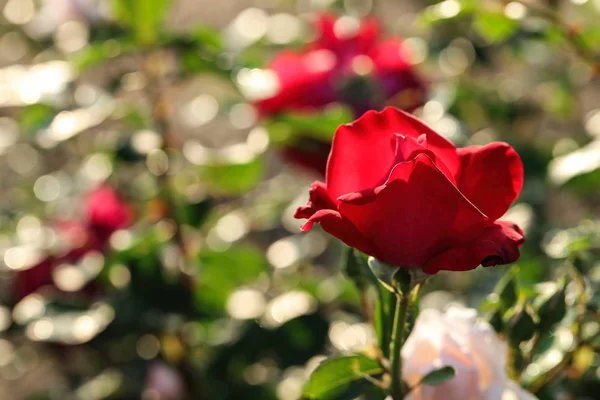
[
  {"left": 200, "top": 157, "right": 264, "bottom": 195},
  {"left": 18, "top": 104, "right": 56, "bottom": 137},
  {"left": 303, "top": 355, "right": 383, "bottom": 399},
  {"left": 267, "top": 105, "right": 353, "bottom": 144},
  {"left": 473, "top": 11, "right": 518, "bottom": 43},
  {"left": 195, "top": 244, "right": 267, "bottom": 314},
  {"left": 73, "top": 38, "right": 136, "bottom": 72},
  {"left": 111, "top": 0, "right": 171, "bottom": 45}
]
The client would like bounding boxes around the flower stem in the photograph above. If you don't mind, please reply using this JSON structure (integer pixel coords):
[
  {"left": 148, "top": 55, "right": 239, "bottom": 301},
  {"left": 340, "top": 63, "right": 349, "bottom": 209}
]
[
  {"left": 143, "top": 52, "right": 196, "bottom": 292},
  {"left": 145, "top": 54, "right": 187, "bottom": 253},
  {"left": 389, "top": 289, "right": 409, "bottom": 399}
]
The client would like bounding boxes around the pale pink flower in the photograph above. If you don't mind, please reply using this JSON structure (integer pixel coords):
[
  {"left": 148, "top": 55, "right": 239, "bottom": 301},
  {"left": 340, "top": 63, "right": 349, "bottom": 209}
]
[{"left": 402, "top": 306, "right": 537, "bottom": 400}]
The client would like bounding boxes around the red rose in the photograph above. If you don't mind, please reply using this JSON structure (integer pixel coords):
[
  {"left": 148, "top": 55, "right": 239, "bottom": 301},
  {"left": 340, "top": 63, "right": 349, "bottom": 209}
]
[
  {"left": 254, "top": 14, "right": 426, "bottom": 177},
  {"left": 294, "top": 107, "right": 524, "bottom": 274},
  {"left": 14, "top": 186, "right": 133, "bottom": 300},
  {"left": 255, "top": 13, "right": 426, "bottom": 117},
  {"left": 85, "top": 185, "right": 133, "bottom": 239},
  {"left": 14, "top": 220, "right": 104, "bottom": 299}
]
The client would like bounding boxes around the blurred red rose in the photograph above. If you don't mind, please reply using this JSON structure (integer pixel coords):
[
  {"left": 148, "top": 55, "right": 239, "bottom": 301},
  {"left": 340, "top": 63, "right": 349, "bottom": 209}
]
[
  {"left": 85, "top": 185, "right": 134, "bottom": 241},
  {"left": 14, "top": 185, "right": 132, "bottom": 300},
  {"left": 255, "top": 13, "right": 426, "bottom": 176},
  {"left": 294, "top": 107, "right": 525, "bottom": 274},
  {"left": 255, "top": 13, "right": 426, "bottom": 117}
]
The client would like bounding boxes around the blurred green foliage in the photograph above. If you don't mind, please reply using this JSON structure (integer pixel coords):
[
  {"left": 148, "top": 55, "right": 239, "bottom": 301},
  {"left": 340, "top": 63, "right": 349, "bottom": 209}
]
[{"left": 0, "top": 0, "right": 598, "bottom": 399}]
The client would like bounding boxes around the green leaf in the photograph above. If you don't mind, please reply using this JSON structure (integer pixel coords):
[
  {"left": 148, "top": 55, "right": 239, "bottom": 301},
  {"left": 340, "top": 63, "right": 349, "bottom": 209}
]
[
  {"left": 520, "top": 332, "right": 568, "bottom": 387},
  {"left": 267, "top": 105, "right": 353, "bottom": 145},
  {"left": 420, "top": 366, "right": 457, "bottom": 386},
  {"left": 199, "top": 157, "right": 264, "bottom": 195},
  {"left": 194, "top": 244, "right": 267, "bottom": 314},
  {"left": 473, "top": 10, "right": 518, "bottom": 43},
  {"left": 18, "top": 104, "right": 56, "bottom": 137},
  {"left": 580, "top": 26, "right": 600, "bottom": 52},
  {"left": 73, "top": 38, "right": 136, "bottom": 72},
  {"left": 571, "top": 254, "right": 589, "bottom": 274},
  {"left": 487, "top": 309, "right": 504, "bottom": 333},
  {"left": 181, "top": 197, "right": 214, "bottom": 228},
  {"left": 538, "top": 82, "right": 576, "bottom": 119},
  {"left": 534, "top": 281, "right": 566, "bottom": 331},
  {"left": 174, "top": 27, "right": 227, "bottom": 77},
  {"left": 507, "top": 306, "right": 536, "bottom": 345},
  {"left": 417, "top": 0, "right": 476, "bottom": 27},
  {"left": 495, "top": 267, "right": 518, "bottom": 312},
  {"left": 190, "top": 26, "right": 223, "bottom": 52},
  {"left": 303, "top": 355, "right": 383, "bottom": 399},
  {"left": 179, "top": 51, "right": 225, "bottom": 76},
  {"left": 112, "top": 0, "right": 171, "bottom": 45}
]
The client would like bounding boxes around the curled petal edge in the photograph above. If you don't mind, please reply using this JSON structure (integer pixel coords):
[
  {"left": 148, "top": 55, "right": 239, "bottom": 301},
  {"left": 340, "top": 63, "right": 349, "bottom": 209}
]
[{"left": 422, "top": 221, "right": 524, "bottom": 274}]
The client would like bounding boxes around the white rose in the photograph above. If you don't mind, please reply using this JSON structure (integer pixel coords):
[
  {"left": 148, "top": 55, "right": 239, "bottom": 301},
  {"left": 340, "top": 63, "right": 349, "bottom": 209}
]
[{"left": 401, "top": 305, "right": 537, "bottom": 400}]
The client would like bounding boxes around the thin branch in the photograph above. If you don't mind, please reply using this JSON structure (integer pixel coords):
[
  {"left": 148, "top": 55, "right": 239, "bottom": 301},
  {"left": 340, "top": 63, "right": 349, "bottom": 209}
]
[
  {"left": 515, "top": 0, "right": 600, "bottom": 70},
  {"left": 144, "top": 53, "right": 191, "bottom": 264}
]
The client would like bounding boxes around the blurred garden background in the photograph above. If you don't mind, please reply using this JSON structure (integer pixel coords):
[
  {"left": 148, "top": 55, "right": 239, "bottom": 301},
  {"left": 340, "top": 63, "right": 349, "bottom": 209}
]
[{"left": 0, "top": 0, "right": 598, "bottom": 399}]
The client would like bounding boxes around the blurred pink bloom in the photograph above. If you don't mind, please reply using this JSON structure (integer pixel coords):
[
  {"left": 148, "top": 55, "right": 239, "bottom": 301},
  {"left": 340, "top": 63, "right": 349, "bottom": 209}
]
[
  {"left": 145, "top": 362, "right": 184, "bottom": 400},
  {"left": 402, "top": 306, "right": 537, "bottom": 400}
]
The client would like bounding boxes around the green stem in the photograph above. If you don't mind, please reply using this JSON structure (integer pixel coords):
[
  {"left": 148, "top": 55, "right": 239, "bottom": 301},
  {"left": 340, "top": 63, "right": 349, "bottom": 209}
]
[
  {"left": 378, "top": 288, "right": 394, "bottom": 358},
  {"left": 389, "top": 290, "right": 409, "bottom": 399}
]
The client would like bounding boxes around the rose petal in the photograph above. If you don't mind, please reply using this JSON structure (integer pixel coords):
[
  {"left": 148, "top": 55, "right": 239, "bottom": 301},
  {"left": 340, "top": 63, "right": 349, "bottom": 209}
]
[
  {"left": 294, "top": 181, "right": 337, "bottom": 221},
  {"left": 469, "top": 320, "right": 509, "bottom": 389},
  {"left": 390, "top": 134, "right": 456, "bottom": 184},
  {"left": 301, "top": 209, "right": 375, "bottom": 256},
  {"left": 294, "top": 183, "right": 376, "bottom": 256},
  {"left": 422, "top": 221, "right": 524, "bottom": 274},
  {"left": 337, "top": 153, "right": 487, "bottom": 267},
  {"left": 327, "top": 107, "right": 460, "bottom": 199},
  {"left": 457, "top": 142, "right": 524, "bottom": 222},
  {"left": 403, "top": 306, "right": 533, "bottom": 400}
]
